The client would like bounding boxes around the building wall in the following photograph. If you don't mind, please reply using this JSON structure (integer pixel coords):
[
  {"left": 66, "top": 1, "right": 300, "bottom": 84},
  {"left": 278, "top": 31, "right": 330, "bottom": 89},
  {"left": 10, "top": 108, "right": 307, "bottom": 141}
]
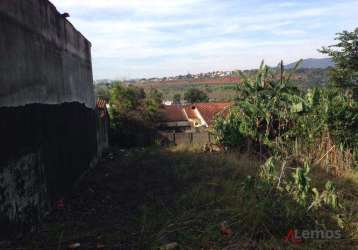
[
  {"left": 0, "top": 0, "right": 95, "bottom": 108},
  {"left": 0, "top": 0, "right": 98, "bottom": 234},
  {"left": 160, "top": 121, "right": 191, "bottom": 128},
  {"left": 160, "top": 131, "right": 212, "bottom": 145}
]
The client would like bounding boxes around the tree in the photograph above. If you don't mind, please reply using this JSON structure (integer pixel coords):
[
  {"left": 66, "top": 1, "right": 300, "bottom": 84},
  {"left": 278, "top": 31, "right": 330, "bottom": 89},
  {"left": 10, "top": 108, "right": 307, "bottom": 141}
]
[
  {"left": 110, "top": 83, "right": 145, "bottom": 114},
  {"left": 184, "top": 88, "right": 209, "bottom": 103},
  {"left": 147, "top": 88, "right": 163, "bottom": 106},
  {"left": 173, "top": 93, "right": 181, "bottom": 104},
  {"left": 109, "top": 84, "right": 163, "bottom": 121},
  {"left": 145, "top": 88, "right": 163, "bottom": 119},
  {"left": 320, "top": 28, "right": 358, "bottom": 98},
  {"left": 109, "top": 84, "right": 161, "bottom": 147}
]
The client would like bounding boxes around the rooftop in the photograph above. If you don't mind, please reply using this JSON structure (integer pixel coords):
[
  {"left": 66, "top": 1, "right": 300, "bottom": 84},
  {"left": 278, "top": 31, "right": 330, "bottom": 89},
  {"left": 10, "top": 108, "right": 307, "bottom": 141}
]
[
  {"left": 160, "top": 102, "right": 231, "bottom": 126},
  {"left": 193, "top": 103, "right": 231, "bottom": 125},
  {"left": 158, "top": 105, "right": 187, "bottom": 122}
]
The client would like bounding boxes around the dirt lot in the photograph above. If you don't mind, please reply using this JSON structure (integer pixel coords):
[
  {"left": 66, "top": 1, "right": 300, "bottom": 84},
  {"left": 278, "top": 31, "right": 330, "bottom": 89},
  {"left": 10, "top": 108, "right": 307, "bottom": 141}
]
[{"left": 4, "top": 146, "right": 358, "bottom": 250}]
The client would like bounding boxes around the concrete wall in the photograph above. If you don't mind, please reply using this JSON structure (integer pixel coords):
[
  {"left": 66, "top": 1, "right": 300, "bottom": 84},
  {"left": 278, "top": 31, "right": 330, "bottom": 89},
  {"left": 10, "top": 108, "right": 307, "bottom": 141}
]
[
  {"left": 0, "top": 0, "right": 99, "bottom": 234},
  {"left": 0, "top": 0, "right": 95, "bottom": 108},
  {"left": 160, "top": 131, "right": 212, "bottom": 146}
]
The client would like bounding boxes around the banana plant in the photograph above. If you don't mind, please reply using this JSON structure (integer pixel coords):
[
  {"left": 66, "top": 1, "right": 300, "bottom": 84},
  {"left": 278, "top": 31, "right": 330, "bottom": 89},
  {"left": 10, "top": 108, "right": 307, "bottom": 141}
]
[
  {"left": 215, "top": 60, "right": 308, "bottom": 149},
  {"left": 292, "top": 161, "right": 311, "bottom": 206}
]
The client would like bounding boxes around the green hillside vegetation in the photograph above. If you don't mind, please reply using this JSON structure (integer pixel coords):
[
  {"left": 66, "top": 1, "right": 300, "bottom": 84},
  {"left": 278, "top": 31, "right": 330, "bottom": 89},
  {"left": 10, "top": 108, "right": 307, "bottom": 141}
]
[
  {"left": 138, "top": 81, "right": 239, "bottom": 102},
  {"left": 285, "top": 58, "right": 334, "bottom": 69},
  {"left": 95, "top": 68, "right": 330, "bottom": 103}
]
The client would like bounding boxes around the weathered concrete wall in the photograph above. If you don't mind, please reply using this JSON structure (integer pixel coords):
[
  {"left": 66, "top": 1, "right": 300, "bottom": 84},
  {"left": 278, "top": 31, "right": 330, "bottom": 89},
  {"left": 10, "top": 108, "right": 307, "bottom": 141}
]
[
  {"left": 0, "top": 0, "right": 99, "bottom": 235},
  {"left": 0, "top": 0, "right": 94, "bottom": 108}
]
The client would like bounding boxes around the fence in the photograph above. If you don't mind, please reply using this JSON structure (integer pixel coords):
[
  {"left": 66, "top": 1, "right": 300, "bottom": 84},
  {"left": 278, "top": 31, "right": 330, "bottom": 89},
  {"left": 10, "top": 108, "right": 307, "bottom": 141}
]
[{"left": 159, "top": 131, "right": 213, "bottom": 146}]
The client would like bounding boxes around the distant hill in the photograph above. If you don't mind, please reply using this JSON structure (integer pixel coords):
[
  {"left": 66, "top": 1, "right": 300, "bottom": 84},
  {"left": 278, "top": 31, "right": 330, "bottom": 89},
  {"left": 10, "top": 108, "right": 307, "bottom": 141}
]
[{"left": 285, "top": 58, "right": 334, "bottom": 69}]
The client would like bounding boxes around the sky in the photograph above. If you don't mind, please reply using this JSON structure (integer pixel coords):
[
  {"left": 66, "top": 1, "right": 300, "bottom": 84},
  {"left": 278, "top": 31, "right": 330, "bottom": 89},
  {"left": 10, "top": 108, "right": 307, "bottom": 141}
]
[{"left": 50, "top": 0, "right": 358, "bottom": 80}]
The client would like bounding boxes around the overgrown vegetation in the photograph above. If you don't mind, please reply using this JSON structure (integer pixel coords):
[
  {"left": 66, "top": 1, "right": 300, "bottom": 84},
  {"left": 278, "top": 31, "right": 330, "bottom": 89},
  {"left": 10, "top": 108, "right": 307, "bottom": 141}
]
[
  {"left": 19, "top": 146, "right": 358, "bottom": 249},
  {"left": 173, "top": 93, "right": 181, "bottom": 104},
  {"left": 214, "top": 29, "right": 358, "bottom": 167},
  {"left": 109, "top": 83, "right": 163, "bottom": 147},
  {"left": 212, "top": 28, "right": 358, "bottom": 247}
]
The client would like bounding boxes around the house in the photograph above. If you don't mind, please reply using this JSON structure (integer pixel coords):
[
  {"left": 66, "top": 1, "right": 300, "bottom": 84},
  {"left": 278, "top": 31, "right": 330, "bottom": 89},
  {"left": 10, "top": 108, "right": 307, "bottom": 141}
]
[
  {"left": 186, "top": 103, "right": 231, "bottom": 128},
  {"left": 158, "top": 105, "right": 191, "bottom": 132},
  {"left": 183, "top": 105, "right": 202, "bottom": 128},
  {"left": 158, "top": 102, "right": 231, "bottom": 131}
]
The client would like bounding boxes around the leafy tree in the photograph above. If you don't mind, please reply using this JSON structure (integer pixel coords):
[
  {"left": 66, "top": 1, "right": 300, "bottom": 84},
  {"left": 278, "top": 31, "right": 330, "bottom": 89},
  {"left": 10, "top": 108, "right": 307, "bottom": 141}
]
[
  {"left": 147, "top": 88, "right": 163, "bottom": 106},
  {"left": 184, "top": 88, "right": 209, "bottom": 103},
  {"left": 145, "top": 88, "right": 163, "bottom": 120},
  {"left": 110, "top": 83, "right": 145, "bottom": 114},
  {"left": 109, "top": 83, "right": 162, "bottom": 147},
  {"left": 320, "top": 28, "right": 358, "bottom": 98},
  {"left": 324, "top": 89, "right": 358, "bottom": 148},
  {"left": 173, "top": 93, "right": 181, "bottom": 104}
]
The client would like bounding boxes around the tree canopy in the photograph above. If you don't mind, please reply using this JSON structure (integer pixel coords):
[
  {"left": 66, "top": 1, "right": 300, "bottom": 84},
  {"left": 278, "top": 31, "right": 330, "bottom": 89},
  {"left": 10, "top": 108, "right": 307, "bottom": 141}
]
[
  {"left": 320, "top": 28, "right": 358, "bottom": 98},
  {"left": 109, "top": 83, "right": 163, "bottom": 147},
  {"left": 184, "top": 88, "right": 209, "bottom": 103},
  {"left": 173, "top": 93, "right": 181, "bottom": 104}
]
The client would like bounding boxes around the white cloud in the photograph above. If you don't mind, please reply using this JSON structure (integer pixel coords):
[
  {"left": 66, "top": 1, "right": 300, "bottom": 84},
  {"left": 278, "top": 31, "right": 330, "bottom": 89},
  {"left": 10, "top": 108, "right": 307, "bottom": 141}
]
[
  {"left": 49, "top": 0, "right": 358, "bottom": 79},
  {"left": 51, "top": 0, "right": 209, "bottom": 15}
]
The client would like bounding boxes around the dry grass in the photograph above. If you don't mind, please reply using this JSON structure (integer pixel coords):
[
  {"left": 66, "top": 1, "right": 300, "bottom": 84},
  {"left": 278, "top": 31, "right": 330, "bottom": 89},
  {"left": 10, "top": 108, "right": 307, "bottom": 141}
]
[
  {"left": 11, "top": 146, "right": 358, "bottom": 249},
  {"left": 283, "top": 133, "right": 355, "bottom": 177},
  {"left": 312, "top": 134, "right": 354, "bottom": 176}
]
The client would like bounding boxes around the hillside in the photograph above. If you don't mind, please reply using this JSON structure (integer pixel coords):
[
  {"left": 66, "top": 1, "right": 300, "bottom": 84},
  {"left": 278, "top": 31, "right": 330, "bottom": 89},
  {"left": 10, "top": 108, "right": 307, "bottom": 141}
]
[
  {"left": 286, "top": 58, "right": 334, "bottom": 69},
  {"left": 135, "top": 68, "right": 330, "bottom": 100},
  {"left": 95, "top": 58, "right": 335, "bottom": 102},
  {"left": 95, "top": 68, "right": 331, "bottom": 102}
]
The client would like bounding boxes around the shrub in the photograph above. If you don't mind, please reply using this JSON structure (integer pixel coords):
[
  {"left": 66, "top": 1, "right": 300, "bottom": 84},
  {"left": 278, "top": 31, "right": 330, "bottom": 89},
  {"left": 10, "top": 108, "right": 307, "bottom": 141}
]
[
  {"left": 214, "top": 61, "right": 306, "bottom": 151},
  {"left": 213, "top": 60, "right": 358, "bottom": 171},
  {"left": 184, "top": 88, "right": 209, "bottom": 103},
  {"left": 109, "top": 83, "right": 163, "bottom": 147}
]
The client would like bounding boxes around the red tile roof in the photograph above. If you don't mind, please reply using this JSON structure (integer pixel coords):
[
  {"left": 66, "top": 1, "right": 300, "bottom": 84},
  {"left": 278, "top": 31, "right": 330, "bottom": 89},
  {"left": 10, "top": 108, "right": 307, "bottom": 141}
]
[
  {"left": 96, "top": 99, "right": 107, "bottom": 109},
  {"left": 96, "top": 99, "right": 108, "bottom": 119},
  {"left": 183, "top": 105, "right": 198, "bottom": 119},
  {"left": 194, "top": 103, "right": 231, "bottom": 125},
  {"left": 159, "top": 105, "right": 187, "bottom": 122},
  {"left": 159, "top": 103, "right": 231, "bottom": 126}
]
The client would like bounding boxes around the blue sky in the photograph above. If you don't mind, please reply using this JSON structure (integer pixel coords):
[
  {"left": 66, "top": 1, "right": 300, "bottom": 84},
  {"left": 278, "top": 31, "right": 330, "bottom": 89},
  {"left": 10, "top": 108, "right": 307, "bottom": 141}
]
[{"left": 51, "top": 0, "right": 358, "bottom": 80}]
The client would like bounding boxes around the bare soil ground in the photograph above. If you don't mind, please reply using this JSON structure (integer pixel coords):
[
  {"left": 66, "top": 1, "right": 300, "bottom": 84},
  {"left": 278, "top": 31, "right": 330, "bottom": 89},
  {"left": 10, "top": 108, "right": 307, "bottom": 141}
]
[
  {"left": 6, "top": 147, "right": 260, "bottom": 249},
  {"left": 20, "top": 148, "right": 182, "bottom": 249}
]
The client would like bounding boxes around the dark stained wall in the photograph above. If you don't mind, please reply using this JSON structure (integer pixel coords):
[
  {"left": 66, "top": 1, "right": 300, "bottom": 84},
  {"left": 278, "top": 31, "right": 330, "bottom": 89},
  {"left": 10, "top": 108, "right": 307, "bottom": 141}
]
[{"left": 0, "top": 0, "right": 99, "bottom": 234}]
